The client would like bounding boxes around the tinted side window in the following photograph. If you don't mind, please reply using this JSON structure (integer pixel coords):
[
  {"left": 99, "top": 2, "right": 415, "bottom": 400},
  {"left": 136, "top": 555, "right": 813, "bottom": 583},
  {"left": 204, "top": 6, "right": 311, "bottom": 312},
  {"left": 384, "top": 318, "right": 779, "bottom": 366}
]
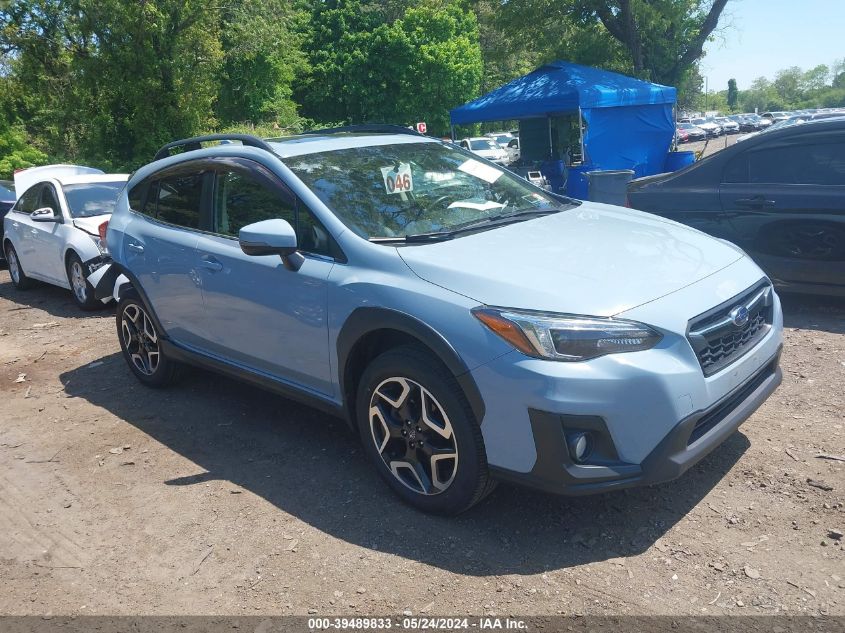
[
  {"left": 727, "top": 142, "right": 845, "bottom": 185},
  {"left": 723, "top": 154, "right": 748, "bottom": 183},
  {"left": 15, "top": 186, "right": 41, "bottom": 213},
  {"left": 213, "top": 170, "right": 295, "bottom": 237},
  {"left": 40, "top": 185, "right": 60, "bottom": 214},
  {"left": 128, "top": 181, "right": 149, "bottom": 214},
  {"left": 156, "top": 172, "right": 204, "bottom": 229},
  {"left": 213, "top": 170, "right": 334, "bottom": 257}
]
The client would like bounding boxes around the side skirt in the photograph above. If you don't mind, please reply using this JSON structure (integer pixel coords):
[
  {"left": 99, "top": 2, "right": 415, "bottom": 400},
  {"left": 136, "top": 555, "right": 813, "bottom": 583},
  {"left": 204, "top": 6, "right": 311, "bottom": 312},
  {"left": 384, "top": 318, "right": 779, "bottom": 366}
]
[{"left": 159, "top": 339, "right": 346, "bottom": 421}]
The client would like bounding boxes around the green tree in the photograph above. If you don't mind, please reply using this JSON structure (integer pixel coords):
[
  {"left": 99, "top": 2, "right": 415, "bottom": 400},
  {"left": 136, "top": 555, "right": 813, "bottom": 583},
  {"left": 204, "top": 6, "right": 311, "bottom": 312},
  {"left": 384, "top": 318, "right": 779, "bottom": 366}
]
[
  {"left": 575, "top": 0, "right": 730, "bottom": 86},
  {"left": 215, "top": 0, "right": 307, "bottom": 130},
  {"left": 297, "top": 0, "right": 482, "bottom": 136},
  {"left": 726, "top": 78, "right": 738, "bottom": 111},
  {"left": 0, "top": 123, "right": 49, "bottom": 179},
  {"left": 1, "top": 0, "right": 223, "bottom": 168}
]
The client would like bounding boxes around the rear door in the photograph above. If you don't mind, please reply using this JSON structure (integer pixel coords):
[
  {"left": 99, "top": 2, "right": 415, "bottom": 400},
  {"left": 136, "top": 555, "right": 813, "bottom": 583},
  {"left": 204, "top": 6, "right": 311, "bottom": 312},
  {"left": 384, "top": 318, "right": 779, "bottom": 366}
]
[
  {"left": 193, "top": 159, "right": 335, "bottom": 395},
  {"left": 6, "top": 185, "right": 42, "bottom": 272},
  {"left": 122, "top": 164, "right": 210, "bottom": 348},
  {"left": 718, "top": 130, "right": 845, "bottom": 289}
]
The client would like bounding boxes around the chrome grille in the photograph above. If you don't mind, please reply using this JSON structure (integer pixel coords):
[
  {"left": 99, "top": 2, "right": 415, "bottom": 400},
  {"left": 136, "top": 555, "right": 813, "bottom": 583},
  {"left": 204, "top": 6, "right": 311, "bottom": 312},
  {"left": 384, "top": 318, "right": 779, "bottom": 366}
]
[{"left": 687, "top": 282, "right": 774, "bottom": 376}]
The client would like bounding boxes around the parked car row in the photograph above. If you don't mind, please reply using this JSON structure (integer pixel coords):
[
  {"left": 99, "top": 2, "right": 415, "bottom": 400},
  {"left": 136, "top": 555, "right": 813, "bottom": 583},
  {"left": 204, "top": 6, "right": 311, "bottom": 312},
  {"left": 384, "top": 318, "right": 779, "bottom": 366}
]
[
  {"left": 678, "top": 113, "right": 770, "bottom": 139},
  {"left": 4, "top": 125, "right": 785, "bottom": 515},
  {"left": 736, "top": 109, "right": 845, "bottom": 143}
]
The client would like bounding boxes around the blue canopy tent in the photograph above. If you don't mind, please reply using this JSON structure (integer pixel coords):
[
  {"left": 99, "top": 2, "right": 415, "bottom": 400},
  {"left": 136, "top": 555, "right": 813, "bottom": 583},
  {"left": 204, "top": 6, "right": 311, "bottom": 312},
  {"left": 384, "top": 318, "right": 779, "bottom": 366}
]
[{"left": 450, "top": 61, "right": 677, "bottom": 196}]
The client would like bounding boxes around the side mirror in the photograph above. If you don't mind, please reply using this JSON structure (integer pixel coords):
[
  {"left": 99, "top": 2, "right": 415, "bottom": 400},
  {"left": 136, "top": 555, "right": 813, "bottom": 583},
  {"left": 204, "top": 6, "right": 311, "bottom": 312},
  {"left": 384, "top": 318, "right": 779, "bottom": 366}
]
[
  {"left": 238, "top": 218, "right": 303, "bottom": 271},
  {"left": 31, "top": 207, "right": 62, "bottom": 223}
]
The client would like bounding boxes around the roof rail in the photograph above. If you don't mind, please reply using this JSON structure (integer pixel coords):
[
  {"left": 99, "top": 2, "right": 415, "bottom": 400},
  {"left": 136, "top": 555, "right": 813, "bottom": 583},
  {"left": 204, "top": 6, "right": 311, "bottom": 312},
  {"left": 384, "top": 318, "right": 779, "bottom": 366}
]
[
  {"left": 153, "top": 134, "right": 275, "bottom": 161},
  {"left": 301, "top": 124, "right": 426, "bottom": 137}
]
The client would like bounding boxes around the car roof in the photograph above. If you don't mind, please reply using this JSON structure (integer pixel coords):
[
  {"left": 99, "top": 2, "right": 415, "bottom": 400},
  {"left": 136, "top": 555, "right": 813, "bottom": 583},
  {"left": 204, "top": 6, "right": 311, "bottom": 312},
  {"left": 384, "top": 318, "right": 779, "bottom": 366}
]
[{"left": 265, "top": 132, "right": 439, "bottom": 158}]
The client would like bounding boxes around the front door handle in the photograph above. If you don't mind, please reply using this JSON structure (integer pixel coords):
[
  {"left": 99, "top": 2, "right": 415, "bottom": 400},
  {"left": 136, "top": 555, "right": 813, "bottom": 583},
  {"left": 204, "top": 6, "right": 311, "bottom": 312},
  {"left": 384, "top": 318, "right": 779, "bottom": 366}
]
[
  {"left": 734, "top": 197, "right": 775, "bottom": 208},
  {"left": 199, "top": 256, "right": 223, "bottom": 273},
  {"left": 127, "top": 243, "right": 145, "bottom": 254}
]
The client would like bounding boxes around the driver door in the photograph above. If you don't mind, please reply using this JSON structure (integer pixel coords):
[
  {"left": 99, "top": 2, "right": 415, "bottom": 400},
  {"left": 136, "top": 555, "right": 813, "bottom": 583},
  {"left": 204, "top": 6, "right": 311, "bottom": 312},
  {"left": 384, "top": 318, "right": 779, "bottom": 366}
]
[
  {"left": 193, "top": 159, "right": 336, "bottom": 395},
  {"left": 29, "top": 183, "right": 71, "bottom": 283}
]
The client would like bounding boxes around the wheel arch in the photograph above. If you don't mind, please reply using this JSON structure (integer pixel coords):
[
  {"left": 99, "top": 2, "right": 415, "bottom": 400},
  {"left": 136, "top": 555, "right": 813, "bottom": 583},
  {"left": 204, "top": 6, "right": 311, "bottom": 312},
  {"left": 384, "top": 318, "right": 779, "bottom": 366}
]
[{"left": 336, "top": 308, "right": 485, "bottom": 430}]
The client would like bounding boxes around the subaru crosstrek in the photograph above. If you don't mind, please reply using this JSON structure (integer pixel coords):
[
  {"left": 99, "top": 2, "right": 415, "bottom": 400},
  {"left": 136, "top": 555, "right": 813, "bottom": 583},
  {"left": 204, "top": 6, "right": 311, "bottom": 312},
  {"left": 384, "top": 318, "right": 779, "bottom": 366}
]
[{"left": 96, "top": 127, "right": 783, "bottom": 515}]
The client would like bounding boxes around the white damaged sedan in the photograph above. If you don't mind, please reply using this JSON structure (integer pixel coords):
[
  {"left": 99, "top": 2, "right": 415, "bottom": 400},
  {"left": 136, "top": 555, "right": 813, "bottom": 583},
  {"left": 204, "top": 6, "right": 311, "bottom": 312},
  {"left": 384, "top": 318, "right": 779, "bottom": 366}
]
[{"left": 2, "top": 165, "right": 128, "bottom": 309}]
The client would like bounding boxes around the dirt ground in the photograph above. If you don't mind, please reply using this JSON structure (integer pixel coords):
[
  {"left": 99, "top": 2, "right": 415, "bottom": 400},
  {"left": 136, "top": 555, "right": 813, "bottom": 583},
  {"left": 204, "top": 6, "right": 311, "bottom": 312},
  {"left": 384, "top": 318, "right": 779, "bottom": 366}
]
[
  {"left": 682, "top": 132, "right": 739, "bottom": 159},
  {"left": 0, "top": 265, "right": 842, "bottom": 617}
]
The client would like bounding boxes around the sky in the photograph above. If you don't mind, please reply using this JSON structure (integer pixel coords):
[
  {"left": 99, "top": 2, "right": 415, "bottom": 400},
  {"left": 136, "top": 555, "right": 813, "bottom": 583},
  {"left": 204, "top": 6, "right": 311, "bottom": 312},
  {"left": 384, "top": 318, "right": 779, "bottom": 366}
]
[{"left": 700, "top": 0, "right": 844, "bottom": 91}]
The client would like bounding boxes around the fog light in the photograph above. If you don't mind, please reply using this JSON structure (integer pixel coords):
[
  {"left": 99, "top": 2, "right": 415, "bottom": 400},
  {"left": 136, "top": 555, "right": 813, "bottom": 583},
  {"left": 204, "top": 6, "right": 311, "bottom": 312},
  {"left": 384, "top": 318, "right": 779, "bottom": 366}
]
[{"left": 568, "top": 432, "right": 592, "bottom": 463}]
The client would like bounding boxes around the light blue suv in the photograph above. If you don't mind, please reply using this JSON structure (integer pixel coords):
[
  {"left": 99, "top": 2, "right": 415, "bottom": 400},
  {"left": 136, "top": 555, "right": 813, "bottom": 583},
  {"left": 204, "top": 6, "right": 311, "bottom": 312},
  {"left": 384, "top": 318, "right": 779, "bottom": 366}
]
[{"left": 97, "top": 126, "right": 783, "bottom": 514}]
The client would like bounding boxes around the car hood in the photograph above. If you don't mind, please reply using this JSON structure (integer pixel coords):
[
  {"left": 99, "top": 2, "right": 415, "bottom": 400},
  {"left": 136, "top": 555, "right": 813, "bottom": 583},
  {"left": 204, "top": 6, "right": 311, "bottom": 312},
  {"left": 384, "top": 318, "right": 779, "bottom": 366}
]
[
  {"left": 72, "top": 214, "right": 111, "bottom": 236},
  {"left": 397, "top": 204, "right": 744, "bottom": 317}
]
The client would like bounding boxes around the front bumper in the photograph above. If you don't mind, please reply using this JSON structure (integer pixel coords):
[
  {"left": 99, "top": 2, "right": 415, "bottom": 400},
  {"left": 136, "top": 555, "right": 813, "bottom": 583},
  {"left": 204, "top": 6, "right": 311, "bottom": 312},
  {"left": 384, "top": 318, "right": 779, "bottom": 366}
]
[{"left": 488, "top": 349, "right": 781, "bottom": 495}]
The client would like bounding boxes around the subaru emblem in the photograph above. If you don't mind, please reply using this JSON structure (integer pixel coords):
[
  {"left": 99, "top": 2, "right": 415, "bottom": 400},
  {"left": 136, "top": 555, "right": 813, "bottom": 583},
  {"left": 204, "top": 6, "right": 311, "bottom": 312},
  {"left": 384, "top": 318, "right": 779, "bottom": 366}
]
[{"left": 729, "top": 305, "right": 749, "bottom": 328}]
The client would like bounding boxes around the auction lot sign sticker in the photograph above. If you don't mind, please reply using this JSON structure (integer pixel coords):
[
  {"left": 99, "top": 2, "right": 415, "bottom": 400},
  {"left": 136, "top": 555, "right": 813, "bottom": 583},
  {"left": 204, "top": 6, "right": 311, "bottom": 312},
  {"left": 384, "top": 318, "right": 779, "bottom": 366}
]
[
  {"left": 381, "top": 163, "right": 413, "bottom": 194},
  {"left": 0, "top": 617, "right": 841, "bottom": 633}
]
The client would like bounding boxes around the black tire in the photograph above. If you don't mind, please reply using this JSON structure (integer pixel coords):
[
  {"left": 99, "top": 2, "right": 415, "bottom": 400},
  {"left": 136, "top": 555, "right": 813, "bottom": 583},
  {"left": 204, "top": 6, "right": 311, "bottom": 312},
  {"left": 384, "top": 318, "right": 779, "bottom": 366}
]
[
  {"left": 4, "top": 242, "right": 35, "bottom": 290},
  {"left": 66, "top": 252, "right": 101, "bottom": 310},
  {"left": 356, "top": 345, "right": 496, "bottom": 515},
  {"left": 116, "top": 296, "right": 181, "bottom": 387}
]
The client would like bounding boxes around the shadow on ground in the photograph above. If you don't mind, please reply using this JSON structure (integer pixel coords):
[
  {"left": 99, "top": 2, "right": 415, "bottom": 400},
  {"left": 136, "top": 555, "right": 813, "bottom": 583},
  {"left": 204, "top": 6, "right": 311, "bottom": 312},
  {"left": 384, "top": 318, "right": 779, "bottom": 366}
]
[
  {"left": 61, "top": 353, "right": 749, "bottom": 576},
  {"left": 0, "top": 275, "right": 112, "bottom": 320},
  {"left": 779, "top": 292, "right": 845, "bottom": 334}
]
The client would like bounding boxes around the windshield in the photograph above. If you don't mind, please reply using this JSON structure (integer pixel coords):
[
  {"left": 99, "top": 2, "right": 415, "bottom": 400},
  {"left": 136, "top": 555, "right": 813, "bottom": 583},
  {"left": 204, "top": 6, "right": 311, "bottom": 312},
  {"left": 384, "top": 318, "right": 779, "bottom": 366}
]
[
  {"left": 62, "top": 182, "right": 124, "bottom": 218},
  {"left": 469, "top": 139, "right": 498, "bottom": 151},
  {"left": 285, "top": 141, "right": 576, "bottom": 240},
  {"left": 492, "top": 135, "right": 512, "bottom": 145}
]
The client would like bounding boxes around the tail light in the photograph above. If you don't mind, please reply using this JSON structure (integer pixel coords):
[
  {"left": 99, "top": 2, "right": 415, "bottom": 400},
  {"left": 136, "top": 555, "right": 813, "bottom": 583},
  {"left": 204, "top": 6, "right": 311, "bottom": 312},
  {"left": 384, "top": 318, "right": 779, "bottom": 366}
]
[{"left": 98, "top": 220, "right": 109, "bottom": 251}]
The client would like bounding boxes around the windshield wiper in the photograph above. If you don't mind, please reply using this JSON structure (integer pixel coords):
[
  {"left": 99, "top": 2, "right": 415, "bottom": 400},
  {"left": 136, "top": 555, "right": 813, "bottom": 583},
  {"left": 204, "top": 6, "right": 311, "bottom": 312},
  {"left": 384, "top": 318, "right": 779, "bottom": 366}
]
[
  {"left": 369, "top": 206, "right": 568, "bottom": 244},
  {"left": 369, "top": 232, "right": 454, "bottom": 244},
  {"left": 445, "top": 207, "right": 562, "bottom": 233}
]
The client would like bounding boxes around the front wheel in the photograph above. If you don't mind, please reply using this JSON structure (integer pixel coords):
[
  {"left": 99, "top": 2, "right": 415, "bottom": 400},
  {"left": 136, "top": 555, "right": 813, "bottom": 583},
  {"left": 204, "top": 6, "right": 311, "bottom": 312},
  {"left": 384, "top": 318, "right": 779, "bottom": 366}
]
[
  {"left": 66, "top": 253, "right": 101, "bottom": 310},
  {"left": 356, "top": 345, "right": 496, "bottom": 515},
  {"left": 116, "top": 296, "right": 181, "bottom": 387}
]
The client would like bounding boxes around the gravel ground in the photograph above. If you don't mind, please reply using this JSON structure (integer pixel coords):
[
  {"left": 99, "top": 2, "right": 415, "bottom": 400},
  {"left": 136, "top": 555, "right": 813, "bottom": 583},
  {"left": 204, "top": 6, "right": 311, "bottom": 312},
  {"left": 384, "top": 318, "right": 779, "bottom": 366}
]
[
  {"left": 681, "top": 133, "right": 740, "bottom": 158},
  {"left": 0, "top": 266, "right": 842, "bottom": 617}
]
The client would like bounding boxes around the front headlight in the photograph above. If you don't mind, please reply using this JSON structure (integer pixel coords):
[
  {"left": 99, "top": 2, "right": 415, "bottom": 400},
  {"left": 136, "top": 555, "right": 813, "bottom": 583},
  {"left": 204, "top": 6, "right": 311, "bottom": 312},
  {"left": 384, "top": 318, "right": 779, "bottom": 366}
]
[{"left": 472, "top": 307, "right": 662, "bottom": 361}]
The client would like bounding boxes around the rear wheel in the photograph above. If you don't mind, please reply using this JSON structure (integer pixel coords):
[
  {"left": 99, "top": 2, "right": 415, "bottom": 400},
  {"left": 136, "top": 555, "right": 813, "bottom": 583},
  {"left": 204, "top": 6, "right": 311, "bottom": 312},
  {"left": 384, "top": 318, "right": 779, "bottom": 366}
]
[
  {"left": 116, "top": 296, "right": 181, "bottom": 387},
  {"left": 66, "top": 253, "right": 101, "bottom": 310},
  {"left": 356, "top": 345, "right": 496, "bottom": 515},
  {"left": 4, "top": 243, "right": 34, "bottom": 290}
]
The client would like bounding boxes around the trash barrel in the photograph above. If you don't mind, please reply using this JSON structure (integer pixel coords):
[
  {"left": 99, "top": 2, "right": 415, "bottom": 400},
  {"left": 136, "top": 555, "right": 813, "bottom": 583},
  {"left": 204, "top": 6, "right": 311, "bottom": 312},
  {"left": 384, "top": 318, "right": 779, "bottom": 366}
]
[
  {"left": 565, "top": 164, "right": 593, "bottom": 199},
  {"left": 664, "top": 151, "right": 695, "bottom": 172},
  {"left": 585, "top": 169, "right": 635, "bottom": 205}
]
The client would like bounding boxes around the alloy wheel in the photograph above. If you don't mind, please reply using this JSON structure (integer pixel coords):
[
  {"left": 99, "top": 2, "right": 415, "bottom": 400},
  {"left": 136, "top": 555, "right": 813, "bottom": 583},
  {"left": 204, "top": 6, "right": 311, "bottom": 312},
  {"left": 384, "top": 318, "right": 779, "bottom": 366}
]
[
  {"left": 70, "top": 261, "right": 87, "bottom": 303},
  {"left": 7, "top": 249, "right": 20, "bottom": 283},
  {"left": 368, "top": 377, "right": 459, "bottom": 495},
  {"left": 120, "top": 304, "right": 160, "bottom": 376}
]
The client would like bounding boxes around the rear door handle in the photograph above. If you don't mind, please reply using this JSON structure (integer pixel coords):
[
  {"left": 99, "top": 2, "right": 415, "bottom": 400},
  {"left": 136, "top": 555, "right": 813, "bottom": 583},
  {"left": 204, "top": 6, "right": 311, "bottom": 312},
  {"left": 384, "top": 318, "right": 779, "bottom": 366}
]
[
  {"left": 734, "top": 197, "right": 775, "bottom": 208},
  {"left": 127, "top": 243, "right": 145, "bottom": 254},
  {"left": 199, "top": 256, "right": 223, "bottom": 273}
]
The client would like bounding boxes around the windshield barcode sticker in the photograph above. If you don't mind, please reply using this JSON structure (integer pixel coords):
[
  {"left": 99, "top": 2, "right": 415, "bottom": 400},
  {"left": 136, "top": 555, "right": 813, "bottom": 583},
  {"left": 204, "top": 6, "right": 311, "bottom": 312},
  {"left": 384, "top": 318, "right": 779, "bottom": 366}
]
[{"left": 381, "top": 163, "right": 413, "bottom": 194}]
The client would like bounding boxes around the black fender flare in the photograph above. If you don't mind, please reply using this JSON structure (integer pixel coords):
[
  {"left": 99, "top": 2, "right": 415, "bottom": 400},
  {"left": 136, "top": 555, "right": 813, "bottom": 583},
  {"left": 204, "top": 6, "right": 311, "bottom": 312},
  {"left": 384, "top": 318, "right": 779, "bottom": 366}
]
[
  {"left": 336, "top": 307, "right": 486, "bottom": 426},
  {"left": 109, "top": 264, "right": 169, "bottom": 340}
]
